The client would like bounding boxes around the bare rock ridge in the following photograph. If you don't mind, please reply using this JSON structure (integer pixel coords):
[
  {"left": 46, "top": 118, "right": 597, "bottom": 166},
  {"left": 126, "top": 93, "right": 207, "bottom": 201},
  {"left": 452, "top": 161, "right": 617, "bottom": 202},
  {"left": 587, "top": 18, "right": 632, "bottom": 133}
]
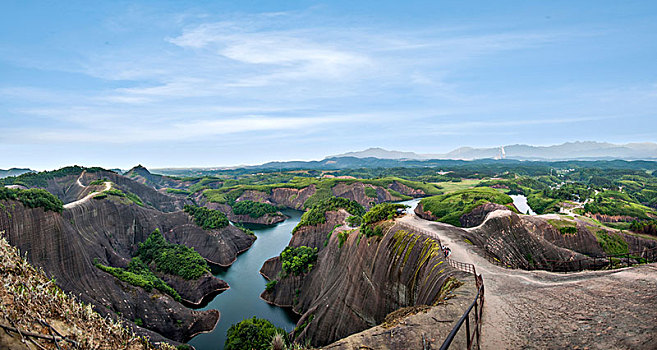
[
  {"left": 416, "top": 203, "right": 657, "bottom": 270},
  {"left": 260, "top": 210, "right": 473, "bottom": 347},
  {"left": 0, "top": 168, "right": 256, "bottom": 344},
  {"left": 204, "top": 180, "right": 426, "bottom": 212}
]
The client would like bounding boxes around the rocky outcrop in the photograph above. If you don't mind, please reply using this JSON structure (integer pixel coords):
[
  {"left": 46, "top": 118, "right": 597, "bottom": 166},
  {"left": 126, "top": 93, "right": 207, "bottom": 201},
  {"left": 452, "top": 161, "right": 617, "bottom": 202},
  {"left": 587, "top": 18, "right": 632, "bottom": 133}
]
[
  {"left": 461, "top": 210, "right": 657, "bottom": 270},
  {"left": 206, "top": 203, "right": 287, "bottom": 225},
  {"left": 260, "top": 214, "right": 468, "bottom": 346},
  {"left": 332, "top": 182, "right": 400, "bottom": 208},
  {"left": 0, "top": 195, "right": 255, "bottom": 343},
  {"left": 459, "top": 203, "right": 515, "bottom": 227},
  {"left": 217, "top": 181, "right": 428, "bottom": 212},
  {"left": 414, "top": 202, "right": 438, "bottom": 221},
  {"left": 124, "top": 165, "right": 182, "bottom": 190},
  {"left": 325, "top": 278, "right": 477, "bottom": 350},
  {"left": 389, "top": 180, "right": 426, "bottom": 197},
  {"left": 158, "top": 273, "right": 229, "bottom": 306},
  {"left": 415, "top": 202, "right": 516, "bottom": 228}
]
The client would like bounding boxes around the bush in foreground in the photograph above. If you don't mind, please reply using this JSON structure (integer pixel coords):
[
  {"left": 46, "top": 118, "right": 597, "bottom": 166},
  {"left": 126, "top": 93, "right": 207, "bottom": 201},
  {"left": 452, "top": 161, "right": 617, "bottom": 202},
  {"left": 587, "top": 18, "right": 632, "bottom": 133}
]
[{"left": 225, "top": 317, "right": 287, "bottom": 350}]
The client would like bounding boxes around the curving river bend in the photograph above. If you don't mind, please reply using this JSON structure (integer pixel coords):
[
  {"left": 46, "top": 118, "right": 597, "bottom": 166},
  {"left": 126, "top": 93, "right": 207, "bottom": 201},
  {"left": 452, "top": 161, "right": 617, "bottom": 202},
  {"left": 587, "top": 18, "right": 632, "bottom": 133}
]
[{"left": 189, "top": 209, "right": 302, "bottom": 350}]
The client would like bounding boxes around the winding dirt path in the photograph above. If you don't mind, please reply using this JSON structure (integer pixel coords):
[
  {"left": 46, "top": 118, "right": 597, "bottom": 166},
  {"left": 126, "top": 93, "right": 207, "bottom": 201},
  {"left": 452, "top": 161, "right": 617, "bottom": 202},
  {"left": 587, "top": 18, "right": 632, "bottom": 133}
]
[
  {"left": 399, "top": 210, "right": 657, "bottom": 349},
  {"left": 63, "top": 181, "right": 111, "bottom": 210}
]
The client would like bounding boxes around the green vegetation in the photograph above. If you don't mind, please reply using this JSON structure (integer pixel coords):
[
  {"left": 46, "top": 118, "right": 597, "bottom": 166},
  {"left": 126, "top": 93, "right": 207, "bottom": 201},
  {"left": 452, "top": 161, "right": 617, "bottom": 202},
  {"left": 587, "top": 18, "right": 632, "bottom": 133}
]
[
  {"left": 224, "top": 317, "right": 287, "bottom": 350},
  {"left": 199, "top": 175, "right": 440, "bottom": 209},
  {"left": 294, "top": 197, "right": 365, "bottom": 233},
  {"left": 166, "top": 188, "right": 191, "bottom": 195},
  {"left": 183, "top": 204, "right": 229, "bottom": 230},
  {"left": 232, "top": 200, "right": 278, "bottom": 218},
  {"left": 419, "top": 188, "right": 513, "bottom": 227},
  {"left": 233, "top": 222, "right": 256, "bottom": 236},
  {"left": 281, "top": 246, "right": 318, "bottom": 276},
  {"left": 526, "top": 193, "right": 560, "bottom": 214},
  {"left": 345, "top": 215, "right": 362, "bottom": 227},
  {"left": 547, "top": 218, "right": 578, "bottom": 235},
  {"left": 0, "top": 187, "right": 63, "bottom": 213},
  {"left": 0, "top": 165, "right": 105, "bottom": 188},
  {"left": 364, "top": 186, "right": 377, "bottom": 198},
  {"left": 95, "top": 257, "right": 181, "bottom": 302},
  {"left": 136, "top": 229, "right": 209, "bottom": 280},
  {"left": 630, "top": 220, "right": 657, "bottom": 236},
  {"left": 89, "top": 178, "right": 107, "bottom": 186},
  {"left": 584, "top": 191, "right": 656, "bottom": 219},
  {"left": 337, "top": 230, "right": 352, "bottom": 248},
  {"left": 95, "top": 229, "right": 210, "bottom": 302},
  {"left": 438, "top": 178, "right": 484, "bottom": 193},
  {"left": 362, "top": 203, "right": 408, "bottom": 226},
  {"left": 100, "top": 187, "right": 144, "bottom": 206},
  {"left": 265, "top": 279, "right": 277, "bottom": 292},
  {"left": 594, "top": 230, "right": 629, "bottom": 256}
]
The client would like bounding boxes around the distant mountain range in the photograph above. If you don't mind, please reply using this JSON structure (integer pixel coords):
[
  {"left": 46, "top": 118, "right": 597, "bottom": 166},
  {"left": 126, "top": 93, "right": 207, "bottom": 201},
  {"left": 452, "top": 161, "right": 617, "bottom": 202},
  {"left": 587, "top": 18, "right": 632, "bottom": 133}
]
[
  {"left": 330, "top": 142, "right": 657, "bottom": 161},
  {"left": 0, "top": 168, "right": 33, "bottom": 178}
]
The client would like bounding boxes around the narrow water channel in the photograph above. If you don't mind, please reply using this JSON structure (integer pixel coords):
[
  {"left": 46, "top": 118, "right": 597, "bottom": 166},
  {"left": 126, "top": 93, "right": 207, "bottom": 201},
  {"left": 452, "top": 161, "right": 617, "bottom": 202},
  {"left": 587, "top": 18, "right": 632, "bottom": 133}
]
[
  {"left": 510, "top": 194, "right": 536, "bottom": 215},
  {"left": 189, "top": 209, "right": 302, "bottom": 350}
]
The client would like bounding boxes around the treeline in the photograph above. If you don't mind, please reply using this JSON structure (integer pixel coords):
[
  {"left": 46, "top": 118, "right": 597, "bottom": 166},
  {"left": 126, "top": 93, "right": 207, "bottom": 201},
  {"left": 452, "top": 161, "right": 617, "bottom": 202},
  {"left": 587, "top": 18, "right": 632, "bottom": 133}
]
[
  {"left": 630, "top": 220, "right": 657, "bottom": 236},
  {"left": 0, "top": 166, "right": 107, "bottom": 188},
  {"left": 232, "top": 200, "right": 278, "bottom": 218},
  {"left": 294, "top": 197, "right": 365, "bottom": 233},
  {"left": 184, "top": 204, "right": 229, "bottom": 230},
  {"left": 0, "top": 187, "right": 63, "bottom": 213}
]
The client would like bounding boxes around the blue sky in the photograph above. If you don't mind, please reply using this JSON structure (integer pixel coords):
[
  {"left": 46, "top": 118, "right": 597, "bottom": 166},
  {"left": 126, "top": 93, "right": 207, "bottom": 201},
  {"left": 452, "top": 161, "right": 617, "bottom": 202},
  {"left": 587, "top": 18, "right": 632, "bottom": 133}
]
[{"left": 1, "top": 0, "right": 656, "bottom": 170}]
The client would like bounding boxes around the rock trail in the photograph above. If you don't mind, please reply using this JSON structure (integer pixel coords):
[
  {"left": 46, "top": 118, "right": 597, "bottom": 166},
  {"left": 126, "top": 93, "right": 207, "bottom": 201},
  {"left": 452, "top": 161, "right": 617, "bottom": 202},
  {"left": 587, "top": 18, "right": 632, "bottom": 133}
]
[{"left": 398, "top": 210, "right": 657, "bottom": 349}]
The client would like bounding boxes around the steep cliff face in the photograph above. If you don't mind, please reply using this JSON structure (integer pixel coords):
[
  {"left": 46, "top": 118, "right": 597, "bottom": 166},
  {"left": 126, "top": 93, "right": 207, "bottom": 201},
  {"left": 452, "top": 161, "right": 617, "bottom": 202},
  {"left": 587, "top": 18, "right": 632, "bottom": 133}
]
[
  {"left": 260, "top": 213, "right": 466, "bottom": 346},
  {"left": 234, "top": 182, "right": 407, "bottom": 211},
  {"left": 461, "top": 210, "right": 657, "bottom": 270},
  {"left": 0, "top": 196, "right": 254, "bottom": 343},
  {"left": 206, "top": 203, "right": 287, "bottom": 225}
]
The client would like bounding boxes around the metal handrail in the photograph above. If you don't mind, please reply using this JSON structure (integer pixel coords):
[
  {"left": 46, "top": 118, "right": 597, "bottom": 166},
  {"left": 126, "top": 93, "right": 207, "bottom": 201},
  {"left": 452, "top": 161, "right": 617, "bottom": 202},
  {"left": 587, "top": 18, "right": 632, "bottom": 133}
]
[{"left": 439, "top": 282, "right": 484, "bottom": 350}]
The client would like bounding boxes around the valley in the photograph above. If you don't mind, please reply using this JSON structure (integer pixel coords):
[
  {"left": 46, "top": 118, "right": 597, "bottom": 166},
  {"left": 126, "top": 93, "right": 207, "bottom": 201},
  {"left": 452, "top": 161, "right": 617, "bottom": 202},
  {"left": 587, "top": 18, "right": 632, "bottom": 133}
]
[{"left": 1, "top": 159, "right": 656, "bottom": 349}]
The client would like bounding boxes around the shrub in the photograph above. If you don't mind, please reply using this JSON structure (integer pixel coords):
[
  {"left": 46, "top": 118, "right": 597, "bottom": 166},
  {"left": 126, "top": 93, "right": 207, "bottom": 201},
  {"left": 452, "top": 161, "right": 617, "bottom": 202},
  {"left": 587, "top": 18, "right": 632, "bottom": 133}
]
[
  {"left": 362, "top": 203, "right": 408, "bottom": 226},
  {"left": 232, "top": 200, "right": 278, "bottom": 218},
  {"left": 136, "top": 229, "right": 210, "bottom": 280},
  {"left": 184, "top": 204, "right": 229, "bottom": 230},
  {"left": 594, "top": 230, "right": 629, "bottom": 256},
  {"left": 294, "top": 197, "right": 365, "bottom": 233},
  {"left": 0, "top": 187, "right": 63, "bottom": 213},
  {"left": 419, "top": 188, "right": 513, "bottom": 227},
  {"left": 89, "top": 179, "right": 107, "bottom": 186},
  {"left": 265, "top": 279, "right": 277, "bottom": 292},
  {"left": 225, "top": 317, "right": 287, "bottom": 350},
  {"left": 364, "top": 187, "right": 377, "bottom": 198},
  {"left": 166, "top": 188, "right": 191, "bottom": 195},
  {"left": 281, "top": 246, "right": 318, "bottom": 276},
  {"left": 346, "top": 215, "right": 362, "bottom": 227},
  {"left": 95, "top": 258, "right": 181, "bottom": 302}
]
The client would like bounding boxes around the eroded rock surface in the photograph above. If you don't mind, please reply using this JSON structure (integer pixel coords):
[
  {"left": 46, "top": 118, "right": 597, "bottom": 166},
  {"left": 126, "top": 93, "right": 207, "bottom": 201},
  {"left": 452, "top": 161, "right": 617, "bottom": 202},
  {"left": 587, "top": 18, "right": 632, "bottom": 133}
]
[{"left": 261, "top": 212, "right": 469, "bottom": 346}]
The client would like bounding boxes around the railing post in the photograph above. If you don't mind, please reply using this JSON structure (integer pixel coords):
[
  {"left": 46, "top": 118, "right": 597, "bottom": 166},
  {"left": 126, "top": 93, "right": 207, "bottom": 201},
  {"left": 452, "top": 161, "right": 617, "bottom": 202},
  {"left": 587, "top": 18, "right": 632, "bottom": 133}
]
[
  {"left": 465, "top": 314, "right": 471, "bottom": 349},
  {"left": 474, "top": 301, "right": 479, "bottom": 349}
]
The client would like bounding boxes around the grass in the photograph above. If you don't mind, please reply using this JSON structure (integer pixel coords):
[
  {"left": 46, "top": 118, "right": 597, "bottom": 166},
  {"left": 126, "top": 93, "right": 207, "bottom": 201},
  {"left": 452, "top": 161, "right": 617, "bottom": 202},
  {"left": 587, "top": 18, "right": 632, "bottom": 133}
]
[
  {"left": 419, "top": 187, "right": 514, "bottom": 227},
  {"left": 433, "top": 179, "right": 483, "bottom": 194},
  {"left": 101, "top": 187, "right": 144, "bottom": 206},
  {"left": 0, "top": 236, "right": 170, "bottom": 349},
  {"left": 594, "top": 230, "right": 629, "bottom": 256},
  {"left": 293, "top": 197, "right": 365, "bottom": 233},
  {"left": 547, "top": 218, "right": 578, "bottom": 235}
]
